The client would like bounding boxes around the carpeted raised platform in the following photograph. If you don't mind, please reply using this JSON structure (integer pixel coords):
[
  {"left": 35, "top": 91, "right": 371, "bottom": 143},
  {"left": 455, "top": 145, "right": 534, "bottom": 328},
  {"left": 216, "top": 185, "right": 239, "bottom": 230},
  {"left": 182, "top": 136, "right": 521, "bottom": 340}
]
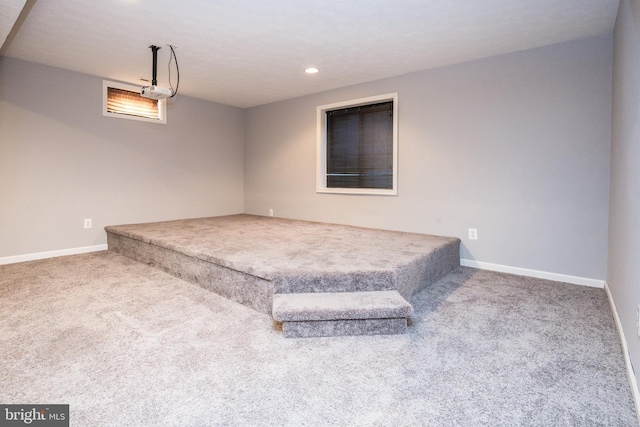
[{"left": 106, "top": 214, "right": 460, "bottom": 337}]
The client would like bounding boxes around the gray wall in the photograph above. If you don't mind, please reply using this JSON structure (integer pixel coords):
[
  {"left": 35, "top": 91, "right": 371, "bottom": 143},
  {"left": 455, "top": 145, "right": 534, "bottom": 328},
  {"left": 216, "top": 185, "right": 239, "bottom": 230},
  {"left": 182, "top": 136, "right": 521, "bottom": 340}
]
[
  {"left": 0, "top": 57, "right": 245, "bottom": 257},
  {"left": 610, "top": 0, "right": 640, "bottom": 387},
  {"left": 245, "top": 35, "right": 613, "bottom": 281},
  {"left": 1, "top": 35, "right": 615, "bottom": 283}
]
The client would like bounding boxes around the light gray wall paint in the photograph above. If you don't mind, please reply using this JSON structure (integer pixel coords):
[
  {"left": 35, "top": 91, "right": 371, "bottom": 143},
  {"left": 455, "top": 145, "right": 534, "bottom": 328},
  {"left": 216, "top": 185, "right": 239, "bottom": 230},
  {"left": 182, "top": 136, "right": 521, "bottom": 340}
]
[
  {"left": 610, "top": 0, "right": 640, "bottom": 387},
  {"left": 0, "top": 57, "right": 245, "bottom": 257},
  {"left": 245, "top": 35, "right": 613, "bottom": 280}
]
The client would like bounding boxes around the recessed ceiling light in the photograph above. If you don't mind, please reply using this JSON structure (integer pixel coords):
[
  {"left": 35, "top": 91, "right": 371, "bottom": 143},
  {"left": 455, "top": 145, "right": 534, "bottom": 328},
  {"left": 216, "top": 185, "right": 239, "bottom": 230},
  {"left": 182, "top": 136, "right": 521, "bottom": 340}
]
[{"left": 305, "top": 67, "right": 319, "bottom": 74}]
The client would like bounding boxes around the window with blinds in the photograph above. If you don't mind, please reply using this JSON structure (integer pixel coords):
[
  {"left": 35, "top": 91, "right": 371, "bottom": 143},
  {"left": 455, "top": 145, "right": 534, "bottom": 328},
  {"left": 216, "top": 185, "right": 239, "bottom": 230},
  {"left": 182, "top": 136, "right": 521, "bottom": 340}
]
[
  {"left": 102, "top": 81, "right": 166, "bottom": 124},
  {"left": 317, "top": 94, "right": 398, "bottom": 195}
]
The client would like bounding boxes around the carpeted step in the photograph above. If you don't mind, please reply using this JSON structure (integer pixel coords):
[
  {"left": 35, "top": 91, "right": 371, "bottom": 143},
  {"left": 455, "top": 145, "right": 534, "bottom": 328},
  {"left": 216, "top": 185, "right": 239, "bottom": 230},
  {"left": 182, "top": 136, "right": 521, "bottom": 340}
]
[
  {"left": 106, "top": 215, "right": 461, "bottom": 325},
  {"left": 272, "top": 290, "right": 412, "bottom": 338},
  {"left": 273, "top": 290, "right": 413, "bottom": 321},
  {"left": 279, "top": 318, "right": 408, "bottom": 338}
]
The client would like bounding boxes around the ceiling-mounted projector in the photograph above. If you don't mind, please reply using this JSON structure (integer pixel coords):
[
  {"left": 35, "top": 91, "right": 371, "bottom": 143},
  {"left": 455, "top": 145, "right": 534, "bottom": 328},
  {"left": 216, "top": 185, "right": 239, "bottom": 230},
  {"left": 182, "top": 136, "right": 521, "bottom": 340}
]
[
  {"left": 141, "top": 85, "right": 172, "bottom": 100},
  {"left": 140, "top": 45, "right": 176, "bottom": 100}
]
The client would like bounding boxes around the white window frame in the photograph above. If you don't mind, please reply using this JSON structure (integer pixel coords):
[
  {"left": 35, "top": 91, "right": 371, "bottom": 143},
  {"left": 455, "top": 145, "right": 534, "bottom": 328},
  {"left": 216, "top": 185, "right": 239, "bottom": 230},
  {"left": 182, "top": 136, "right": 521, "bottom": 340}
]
[
  {"left": 102, "top": 80, "right": 167, "bottom": 124},
  {"left": 316, "top": 93, "right": 398, "bottom": 196}
]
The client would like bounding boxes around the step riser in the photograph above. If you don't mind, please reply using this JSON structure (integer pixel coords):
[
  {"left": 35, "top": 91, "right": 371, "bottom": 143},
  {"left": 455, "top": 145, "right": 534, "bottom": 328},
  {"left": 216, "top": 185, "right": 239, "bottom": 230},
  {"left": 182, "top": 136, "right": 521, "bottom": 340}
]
[
  {"left": 282, "top": 318, "right": 408, "bottom": 338},
  {"left": 274, "top": 241, "right": 460, "bottom": 297},
  {"left": 396, "top": 243, "right": 461, "bottom": 300},
  {"left": 108, "top": 233, "right": 275, "bottom": 314},
  {"left": 272, "top": 290, "right": 413, "bottom": 322},
  {"left": 274, "top": 271, "right": 396, "bottom": 294}
]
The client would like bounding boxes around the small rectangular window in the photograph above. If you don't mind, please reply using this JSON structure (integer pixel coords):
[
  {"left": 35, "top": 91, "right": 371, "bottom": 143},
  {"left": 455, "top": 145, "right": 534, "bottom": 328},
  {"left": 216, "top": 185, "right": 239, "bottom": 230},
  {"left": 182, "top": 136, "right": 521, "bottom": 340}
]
[
  {"left": 103, "top": 80, "right": 166, "bottom": 124},
  {"left": 317, "top": 93, "right": 398, "bottom": 195}
]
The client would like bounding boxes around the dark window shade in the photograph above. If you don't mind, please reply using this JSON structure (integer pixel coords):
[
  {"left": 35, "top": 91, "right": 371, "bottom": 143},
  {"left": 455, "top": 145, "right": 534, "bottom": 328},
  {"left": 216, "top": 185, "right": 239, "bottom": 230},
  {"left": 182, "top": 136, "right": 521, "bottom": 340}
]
[
  {"left": 107, "top": 87, "right": 159, "bottom": 120},
  {"left": 326, "top": 101, "right": 393, "bottom": 189}
]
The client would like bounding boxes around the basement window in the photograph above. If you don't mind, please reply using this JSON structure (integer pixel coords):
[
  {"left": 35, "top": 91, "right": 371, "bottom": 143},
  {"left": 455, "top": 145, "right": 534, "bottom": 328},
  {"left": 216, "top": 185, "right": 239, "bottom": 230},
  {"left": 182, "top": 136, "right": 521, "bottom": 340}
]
[
  {"left": 317, "top": 93, "right": 398, "bottom": 195},
  {"left": 102, "top": 80, "right": 166, "bottom": 124}
]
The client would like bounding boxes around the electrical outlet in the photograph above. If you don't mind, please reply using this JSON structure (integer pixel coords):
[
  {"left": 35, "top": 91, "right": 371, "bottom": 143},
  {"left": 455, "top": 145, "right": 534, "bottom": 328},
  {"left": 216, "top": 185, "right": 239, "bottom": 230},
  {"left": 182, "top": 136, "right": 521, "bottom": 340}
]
[
  {"left": 269, "top": 209, "right": 274, "bottom": 217},
  {"left": 84, "top": 218, "right": 92, "bottom": 229},
  {"left": 468, "top": 228, "right": 478, "bottom": 240}
]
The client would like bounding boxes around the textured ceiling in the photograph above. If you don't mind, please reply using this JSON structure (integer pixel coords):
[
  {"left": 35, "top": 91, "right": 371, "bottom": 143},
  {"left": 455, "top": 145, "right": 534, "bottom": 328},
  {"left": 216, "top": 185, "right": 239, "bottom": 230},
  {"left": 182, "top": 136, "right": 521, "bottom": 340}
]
[{"left": 2, "top": 0, "right": 620, "bottom": 108}]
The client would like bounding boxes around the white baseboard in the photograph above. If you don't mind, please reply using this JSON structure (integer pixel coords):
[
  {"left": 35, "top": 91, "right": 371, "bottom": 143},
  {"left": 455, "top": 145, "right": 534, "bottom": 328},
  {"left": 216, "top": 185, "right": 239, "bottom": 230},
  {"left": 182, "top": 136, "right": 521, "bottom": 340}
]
[
  {"left": 459, "top": 259, "right": 605, "bottom": 288},
  {"left": 0, "top": 244, "right": 108, "bottom": 266},
  {"left": 604, "top": 282, "right": 640, "bottom": 425}
]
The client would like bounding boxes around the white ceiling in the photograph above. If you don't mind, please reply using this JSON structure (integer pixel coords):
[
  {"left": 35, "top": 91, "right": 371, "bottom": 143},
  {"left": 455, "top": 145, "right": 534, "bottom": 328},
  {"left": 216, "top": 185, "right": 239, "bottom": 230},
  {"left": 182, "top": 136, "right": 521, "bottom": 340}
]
[
  {"left": 0, "top": 0, "right": 26, "bottom": 48},
  {"left": 1, "top": 0, "right": 620, "bottom": 108}
]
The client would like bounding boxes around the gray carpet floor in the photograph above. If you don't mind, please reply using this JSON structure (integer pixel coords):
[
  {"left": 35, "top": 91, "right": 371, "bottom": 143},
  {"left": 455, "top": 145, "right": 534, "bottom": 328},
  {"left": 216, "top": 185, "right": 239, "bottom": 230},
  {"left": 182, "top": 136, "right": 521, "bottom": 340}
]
[
  {"left": 0, "top": 251, "right": 636, "bottom": 426},
  {"left": 105, "top": 214, "right": 459, "bottom": 281}
]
